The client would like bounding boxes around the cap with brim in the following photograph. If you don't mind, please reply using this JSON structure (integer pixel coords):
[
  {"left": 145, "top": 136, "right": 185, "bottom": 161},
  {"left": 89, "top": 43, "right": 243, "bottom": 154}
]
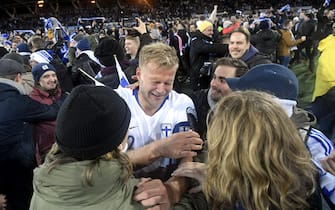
[
  {"left": 0, "top": 58, "right": 25, "bottom": 76},
  {"left": 226, "top": 63, "right": 299, "bottom": 100}
]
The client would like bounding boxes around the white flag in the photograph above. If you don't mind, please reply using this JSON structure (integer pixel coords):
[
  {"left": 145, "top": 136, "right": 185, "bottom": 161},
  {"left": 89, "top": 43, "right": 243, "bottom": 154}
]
[
  {"left": 78, "top": 68, "right": 105, "bottom": 86},
  {"left": 114, "top": 55, "right": 129, "bottom": 88}
]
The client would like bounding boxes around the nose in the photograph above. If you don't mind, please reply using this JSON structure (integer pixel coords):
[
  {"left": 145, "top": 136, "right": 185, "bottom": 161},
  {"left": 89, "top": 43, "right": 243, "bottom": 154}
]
[
  {"left": 51, "top": 75, "right": 58, "bottom": 81},
  {"left": 156, "top": 83, "right": 166, "bottom": 94},
  {"left": 210, "top": 78, "right": 218, "bottom": 87}
]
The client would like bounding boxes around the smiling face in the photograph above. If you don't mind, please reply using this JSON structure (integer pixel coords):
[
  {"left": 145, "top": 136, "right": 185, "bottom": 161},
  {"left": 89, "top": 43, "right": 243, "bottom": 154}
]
[
  {"left": 229, "top": 32, "right": 250, "bottom": 59},
  {"left": 137, "top": 62, "right": 177, "bottom": 115},
  {"left": 202, "top": 25, "right": 214, "bottom": 38},
  {"left": 124, "top": 37, "right": 140, "bottom": 59},
  {"left": 210, "top": 65, "right": 237, "bottom": 102},
  {"left": 38, "top": 70, "right": 58, "bottom": 90}
]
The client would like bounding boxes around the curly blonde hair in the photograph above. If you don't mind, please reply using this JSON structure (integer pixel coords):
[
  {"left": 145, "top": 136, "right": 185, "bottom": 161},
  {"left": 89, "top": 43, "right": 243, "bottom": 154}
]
[{"left": 204, "top": 91, "right": 317, "bottom": 210}]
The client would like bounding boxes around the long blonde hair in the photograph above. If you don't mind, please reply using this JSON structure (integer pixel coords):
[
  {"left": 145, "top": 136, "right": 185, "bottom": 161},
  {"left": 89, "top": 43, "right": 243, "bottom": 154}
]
[
  {"left": 204, "top": 91, "right": 317, "bottom": 210},
  {"left": 45, "top": 143, "right": 133, "bottom": 186}
]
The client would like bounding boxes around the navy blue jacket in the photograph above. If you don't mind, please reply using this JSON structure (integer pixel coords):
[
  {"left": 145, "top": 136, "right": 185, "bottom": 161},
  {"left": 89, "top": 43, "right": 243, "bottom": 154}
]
[{"left": 0, "top": 79, "right": 63, "bottom": 166}]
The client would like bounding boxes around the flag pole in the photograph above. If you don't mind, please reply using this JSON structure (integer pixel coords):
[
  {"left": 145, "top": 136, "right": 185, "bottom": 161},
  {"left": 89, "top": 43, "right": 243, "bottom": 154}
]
[{"left": 78, "top": 68, "right": 105, "bottom": 86}]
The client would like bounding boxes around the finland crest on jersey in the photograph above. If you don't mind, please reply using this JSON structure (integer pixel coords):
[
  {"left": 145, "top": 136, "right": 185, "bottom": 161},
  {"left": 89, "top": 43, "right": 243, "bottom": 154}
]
[
  {"left": 161, "top": 123, "right": 173, "bottom": 138},
  {"left": 161, "top": 122, "right": 191, "bottom": 138},
  {"left": 161, "top": 121, "right": 191, "bottom": 167}
]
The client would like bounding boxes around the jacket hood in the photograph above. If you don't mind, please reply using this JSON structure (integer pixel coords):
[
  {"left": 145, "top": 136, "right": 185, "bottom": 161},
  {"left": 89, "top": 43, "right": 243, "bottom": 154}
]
[
  {"left": 32, "top": 160, "right": 138, "bottom": 206},
  {"left": 0, "top": 78, "right": 27, "bottom": 99}
]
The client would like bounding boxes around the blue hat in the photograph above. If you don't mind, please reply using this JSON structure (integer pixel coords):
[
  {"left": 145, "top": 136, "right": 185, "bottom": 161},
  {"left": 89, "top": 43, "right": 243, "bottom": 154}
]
[
  {"left": 32, "top": 63, "right": 56, "bottom": 82},
  {"left": 76, "top": 38, "right": 90, "bottom": 51},
  {"left": 16, "top": 43, "right": 30, "bottom": 53},
  {"left": 226, "top": 63, "right": 298, "bottom": 100},
  {"left": 16, "top": 43, "right": 31, "bottom": 55}
]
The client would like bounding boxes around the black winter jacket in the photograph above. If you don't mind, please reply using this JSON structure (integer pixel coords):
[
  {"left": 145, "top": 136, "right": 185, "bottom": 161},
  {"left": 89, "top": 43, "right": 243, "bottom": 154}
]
[
  {"left": 251, "top": 29, "right": 281, "bottom": 61},
  {"left": 189, "top": 31, "right": 228, "bottom": 90}
]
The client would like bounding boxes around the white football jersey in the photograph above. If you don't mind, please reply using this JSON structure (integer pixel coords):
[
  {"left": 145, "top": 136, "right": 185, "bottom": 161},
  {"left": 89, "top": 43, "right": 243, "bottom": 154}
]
[{"left": 116, "top": 88, "right": 194, "bottom": 173}]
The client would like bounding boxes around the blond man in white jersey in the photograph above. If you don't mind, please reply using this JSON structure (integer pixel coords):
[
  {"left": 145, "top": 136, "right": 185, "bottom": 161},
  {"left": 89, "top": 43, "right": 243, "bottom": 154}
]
[{"left": 116, "top": 42, "right": 203, "bottom": 208}]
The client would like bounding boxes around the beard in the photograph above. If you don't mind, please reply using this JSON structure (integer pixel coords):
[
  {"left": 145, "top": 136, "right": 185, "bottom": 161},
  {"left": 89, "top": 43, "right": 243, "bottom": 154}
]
[{"left": 210, "top": 87, "right": 223, "bottom": 102}]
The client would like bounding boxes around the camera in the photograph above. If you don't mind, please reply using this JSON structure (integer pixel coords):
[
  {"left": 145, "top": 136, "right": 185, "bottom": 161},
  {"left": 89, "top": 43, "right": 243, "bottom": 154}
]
[
  {"left": 199, "top": 62, "right": 213, "bottom": 77},
  {"left": 123, "top": 18, "right": 138, "bottom": 28}
]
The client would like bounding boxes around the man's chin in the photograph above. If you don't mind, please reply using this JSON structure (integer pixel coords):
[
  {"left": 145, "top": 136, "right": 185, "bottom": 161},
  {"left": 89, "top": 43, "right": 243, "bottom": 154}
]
[
  {"left": 210, "top": 94, "right": 221, "bottom": 102},
  {"left": 230, "top": 52, "right": 241, "bottom": 58}
]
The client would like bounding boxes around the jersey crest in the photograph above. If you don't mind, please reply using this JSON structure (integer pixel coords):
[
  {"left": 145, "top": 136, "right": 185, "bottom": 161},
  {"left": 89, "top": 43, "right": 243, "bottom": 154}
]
[{"left": 161, "top": 123, "right": 173, "bottom": 138}]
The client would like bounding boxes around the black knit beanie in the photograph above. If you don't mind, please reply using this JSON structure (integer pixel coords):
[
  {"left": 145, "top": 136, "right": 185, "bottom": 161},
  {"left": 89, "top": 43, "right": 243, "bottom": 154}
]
[
  {"left": 55, "top": 85, "right": 131, "bottom": 160},
  {"left": 94, "top": 38, "right": 125, "bottom": 67}
]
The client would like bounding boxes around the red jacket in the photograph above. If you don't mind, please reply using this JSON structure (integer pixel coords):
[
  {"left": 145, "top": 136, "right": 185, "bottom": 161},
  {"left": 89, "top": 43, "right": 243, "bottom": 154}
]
[{"left": 29, "top": 87, "right": 61, "bottom": 165}]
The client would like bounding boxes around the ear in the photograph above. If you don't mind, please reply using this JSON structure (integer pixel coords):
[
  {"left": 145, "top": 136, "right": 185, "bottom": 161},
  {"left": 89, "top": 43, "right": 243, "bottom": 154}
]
[
  {"left": 14, "top": 73, "right": 23, "bottom": 84},
  {"left": 118, "top": 132, "right": 129, "bottom": 152},
  {"left": 117, "top": 143, "right": 123, "bottom": 151},
  {"left": 136, "top": 66, "right": 141, "bottom": 79},
  {"left": 246, "top": 41, "right": 251, "bottom": 49}
]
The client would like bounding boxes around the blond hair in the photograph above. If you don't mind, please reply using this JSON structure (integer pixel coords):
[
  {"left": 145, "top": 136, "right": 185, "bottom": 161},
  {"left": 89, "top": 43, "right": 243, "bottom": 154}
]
[
  {"left": 45, "top": 143, "right": 133, "bottom": 186},
  {"left": 204, "top": 91, "right": 317, "bottom": 210},
  {"left": 138, "top": 42, "right": 179, "bottom": 70}
]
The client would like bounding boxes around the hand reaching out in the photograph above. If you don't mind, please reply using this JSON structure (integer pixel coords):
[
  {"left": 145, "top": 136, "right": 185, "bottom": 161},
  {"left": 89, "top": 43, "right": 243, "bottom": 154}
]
[
  {"left": 172, "top": 162, "right": 206, "bottom": 193},
  {"left": 321, "top": 150, "right": 335, "bottom": 176},
  {"left": 133, "top": 18, "right": 147, "bottom": 34},
  {"left": 133, "top": 178, "right": 171, "bottom": 210}
]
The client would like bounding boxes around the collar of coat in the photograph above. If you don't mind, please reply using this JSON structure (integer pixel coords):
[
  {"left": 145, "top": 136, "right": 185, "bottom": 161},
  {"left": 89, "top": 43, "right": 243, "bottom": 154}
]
[
  {"left": 0, "top": 78, "right": 27, "bottom": 95},
  {"left": 241, "top": 44, "right": 259, "bottom": 62}
]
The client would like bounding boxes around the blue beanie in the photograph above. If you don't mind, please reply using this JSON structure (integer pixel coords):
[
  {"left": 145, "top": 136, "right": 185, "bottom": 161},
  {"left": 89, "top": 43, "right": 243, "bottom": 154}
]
[
  {"left": 16, "top": 43, "right": 31, "bottom": 54},
  {"left": 226, "top": 64, "right": 299, "bottom": 100},
  {"left": 32, "top": 63, "right": 56, "bottom": 82},
  {"left": 76, "top": 38, "right": 90, "bottom": 51}
]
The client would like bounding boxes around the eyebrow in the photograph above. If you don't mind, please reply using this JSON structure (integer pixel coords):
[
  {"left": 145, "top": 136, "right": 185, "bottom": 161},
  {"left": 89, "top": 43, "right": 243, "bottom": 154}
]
[{"left": 213, "top": 75, "right": 227, "bottom": 80}]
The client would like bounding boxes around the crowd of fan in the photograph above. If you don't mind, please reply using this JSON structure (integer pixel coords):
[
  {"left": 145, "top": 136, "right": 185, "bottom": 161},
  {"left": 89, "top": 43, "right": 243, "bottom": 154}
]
[
  {"left": 1, "top": 0, "right": 335, "bottom": 209},
  {"left": 0, "top": 0, "right": 319, "bottom": 32}
]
